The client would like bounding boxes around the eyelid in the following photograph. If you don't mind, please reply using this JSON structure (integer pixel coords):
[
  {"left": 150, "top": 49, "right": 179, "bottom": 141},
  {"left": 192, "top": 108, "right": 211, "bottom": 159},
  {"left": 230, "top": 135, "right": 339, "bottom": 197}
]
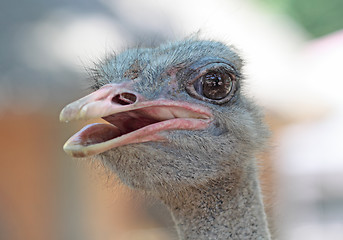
[
  {"left": 188, "top": 63, "right": 236, "bottom": 81},
  {"left": 186, "top": 57, "right": 237, "bottom": 73},
  {"left": 185, "top": 63, "right": 238, "bottom": 105}
]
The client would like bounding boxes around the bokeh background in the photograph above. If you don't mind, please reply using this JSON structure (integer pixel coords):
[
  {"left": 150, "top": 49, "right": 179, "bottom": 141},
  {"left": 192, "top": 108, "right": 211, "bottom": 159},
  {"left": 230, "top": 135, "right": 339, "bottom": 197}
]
[{"left": 1, "top": 0, "right": 343, "bottom": 239}]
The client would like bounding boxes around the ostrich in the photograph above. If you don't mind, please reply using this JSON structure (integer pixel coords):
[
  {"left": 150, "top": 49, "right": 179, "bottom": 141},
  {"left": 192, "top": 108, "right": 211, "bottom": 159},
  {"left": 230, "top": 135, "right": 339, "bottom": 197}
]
[{"left": 60, "top": 39, "right": 271, "bottom": 239}]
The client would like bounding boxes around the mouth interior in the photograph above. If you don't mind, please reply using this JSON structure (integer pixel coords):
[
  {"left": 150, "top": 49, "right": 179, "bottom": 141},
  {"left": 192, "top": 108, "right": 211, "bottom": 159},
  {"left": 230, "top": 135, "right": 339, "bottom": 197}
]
[{"left": 78, "top": 105, "right": 209, "bottom": 146}]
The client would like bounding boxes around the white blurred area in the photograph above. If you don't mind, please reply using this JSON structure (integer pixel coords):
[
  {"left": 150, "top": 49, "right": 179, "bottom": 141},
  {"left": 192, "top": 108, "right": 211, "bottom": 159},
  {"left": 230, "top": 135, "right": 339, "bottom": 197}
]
[{"left": 5, "top": 0, "right": 343, "bottom": 239}]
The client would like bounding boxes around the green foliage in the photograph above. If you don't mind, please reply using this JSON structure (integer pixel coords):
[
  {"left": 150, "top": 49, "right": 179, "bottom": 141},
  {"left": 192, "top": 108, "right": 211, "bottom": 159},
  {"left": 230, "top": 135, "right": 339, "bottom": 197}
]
[{"left": 254, "top": 0, "right": 343, "bottom": 38}]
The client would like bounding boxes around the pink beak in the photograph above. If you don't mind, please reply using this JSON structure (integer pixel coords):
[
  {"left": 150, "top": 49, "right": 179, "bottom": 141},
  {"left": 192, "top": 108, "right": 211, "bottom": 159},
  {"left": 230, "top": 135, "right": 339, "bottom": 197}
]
[{"left": 60, "top": 83, "right": 213, "bottom": 158}]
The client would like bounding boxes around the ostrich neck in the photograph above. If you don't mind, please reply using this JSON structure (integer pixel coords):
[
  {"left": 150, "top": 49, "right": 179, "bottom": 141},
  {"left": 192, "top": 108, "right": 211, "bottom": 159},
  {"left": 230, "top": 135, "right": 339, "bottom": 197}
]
[{"left": 160, "top": 172, "right": 271, "bottom": 240}]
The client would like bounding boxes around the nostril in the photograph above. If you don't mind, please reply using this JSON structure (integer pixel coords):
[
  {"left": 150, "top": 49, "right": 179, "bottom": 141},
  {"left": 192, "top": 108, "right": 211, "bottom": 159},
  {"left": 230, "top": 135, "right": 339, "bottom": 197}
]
[{"left": 112, "top": 92, "right": 137, "bottom": 105}]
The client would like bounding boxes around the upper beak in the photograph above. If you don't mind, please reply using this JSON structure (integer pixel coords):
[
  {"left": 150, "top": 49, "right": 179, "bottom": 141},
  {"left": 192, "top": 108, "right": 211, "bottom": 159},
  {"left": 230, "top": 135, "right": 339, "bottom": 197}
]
[{"left": 60, "top": 83, "right": 142, "bottom": 122}]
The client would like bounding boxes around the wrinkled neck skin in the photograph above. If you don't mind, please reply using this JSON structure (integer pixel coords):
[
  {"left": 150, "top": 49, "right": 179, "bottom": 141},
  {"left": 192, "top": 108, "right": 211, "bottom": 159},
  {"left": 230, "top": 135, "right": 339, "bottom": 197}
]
[{"left": 159, "top": 170, "right": 271, "bottom": 240}]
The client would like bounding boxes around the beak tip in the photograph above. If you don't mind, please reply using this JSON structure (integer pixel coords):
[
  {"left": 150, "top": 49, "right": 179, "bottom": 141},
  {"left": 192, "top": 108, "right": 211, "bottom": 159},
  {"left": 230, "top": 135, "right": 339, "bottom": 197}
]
[
  {"left": 63, "top": 140, "right": 72, "bottom": 154},
  {"left": 59, "top": 114, "right": 66, "bottom": 122},
  {"left": 59, "top": 107, "right": 74, "bottom": 122},
  {"left": 63, "top": 141, "right": 89, "bottom": 158},
  {"left": 63, "top": 144, "right": 76, "bottom": 158},
  {"left": 59, "top": 114, "right": 69, "bottom": 123}
]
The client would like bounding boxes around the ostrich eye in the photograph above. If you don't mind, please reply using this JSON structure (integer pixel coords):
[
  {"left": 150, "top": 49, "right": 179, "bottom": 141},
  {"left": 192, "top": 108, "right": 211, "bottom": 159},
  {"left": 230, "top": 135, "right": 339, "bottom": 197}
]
[
  {"left": 196, "top": 72, "right": 233, "bottom": 100},
  {"left": 186, "top": 63, "right": 237, "bottom": 105}
]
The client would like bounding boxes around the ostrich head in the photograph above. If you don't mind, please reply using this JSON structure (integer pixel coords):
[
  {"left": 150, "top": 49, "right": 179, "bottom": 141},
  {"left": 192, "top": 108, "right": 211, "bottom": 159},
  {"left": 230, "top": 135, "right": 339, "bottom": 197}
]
[{"left": 60, "top": 39, "right": 268, "bottom": 195}]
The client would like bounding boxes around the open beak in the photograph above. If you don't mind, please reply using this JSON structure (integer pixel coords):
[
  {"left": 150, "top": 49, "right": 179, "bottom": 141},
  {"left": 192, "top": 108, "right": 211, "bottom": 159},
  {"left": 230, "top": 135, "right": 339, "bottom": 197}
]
[{"left": 60, "top": 83, "right": 213, "bottom": 158}]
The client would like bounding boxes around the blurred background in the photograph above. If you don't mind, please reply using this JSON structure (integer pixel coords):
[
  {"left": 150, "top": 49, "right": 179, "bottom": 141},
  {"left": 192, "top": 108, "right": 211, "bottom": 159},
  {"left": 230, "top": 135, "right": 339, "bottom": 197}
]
[{"left": 1, "top": 0, "right": 343, "bottom": 239}]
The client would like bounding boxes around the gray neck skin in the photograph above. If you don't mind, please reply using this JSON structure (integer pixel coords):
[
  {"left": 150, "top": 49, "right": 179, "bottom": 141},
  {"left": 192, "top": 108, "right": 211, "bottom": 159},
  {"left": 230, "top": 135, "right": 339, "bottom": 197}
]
[{"left": 160, "top": 173, "right": 271, "bottom": 240}]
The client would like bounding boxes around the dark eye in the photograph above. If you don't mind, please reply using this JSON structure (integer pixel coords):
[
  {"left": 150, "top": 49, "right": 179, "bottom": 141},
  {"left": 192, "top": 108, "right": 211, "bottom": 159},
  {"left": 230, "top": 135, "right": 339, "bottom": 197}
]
[
  {"left": 185, "top": 61, "right": 238, "bottom": 105},
  {"left": 196, "top": 72, "right": 233, "bottom": 100}
]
